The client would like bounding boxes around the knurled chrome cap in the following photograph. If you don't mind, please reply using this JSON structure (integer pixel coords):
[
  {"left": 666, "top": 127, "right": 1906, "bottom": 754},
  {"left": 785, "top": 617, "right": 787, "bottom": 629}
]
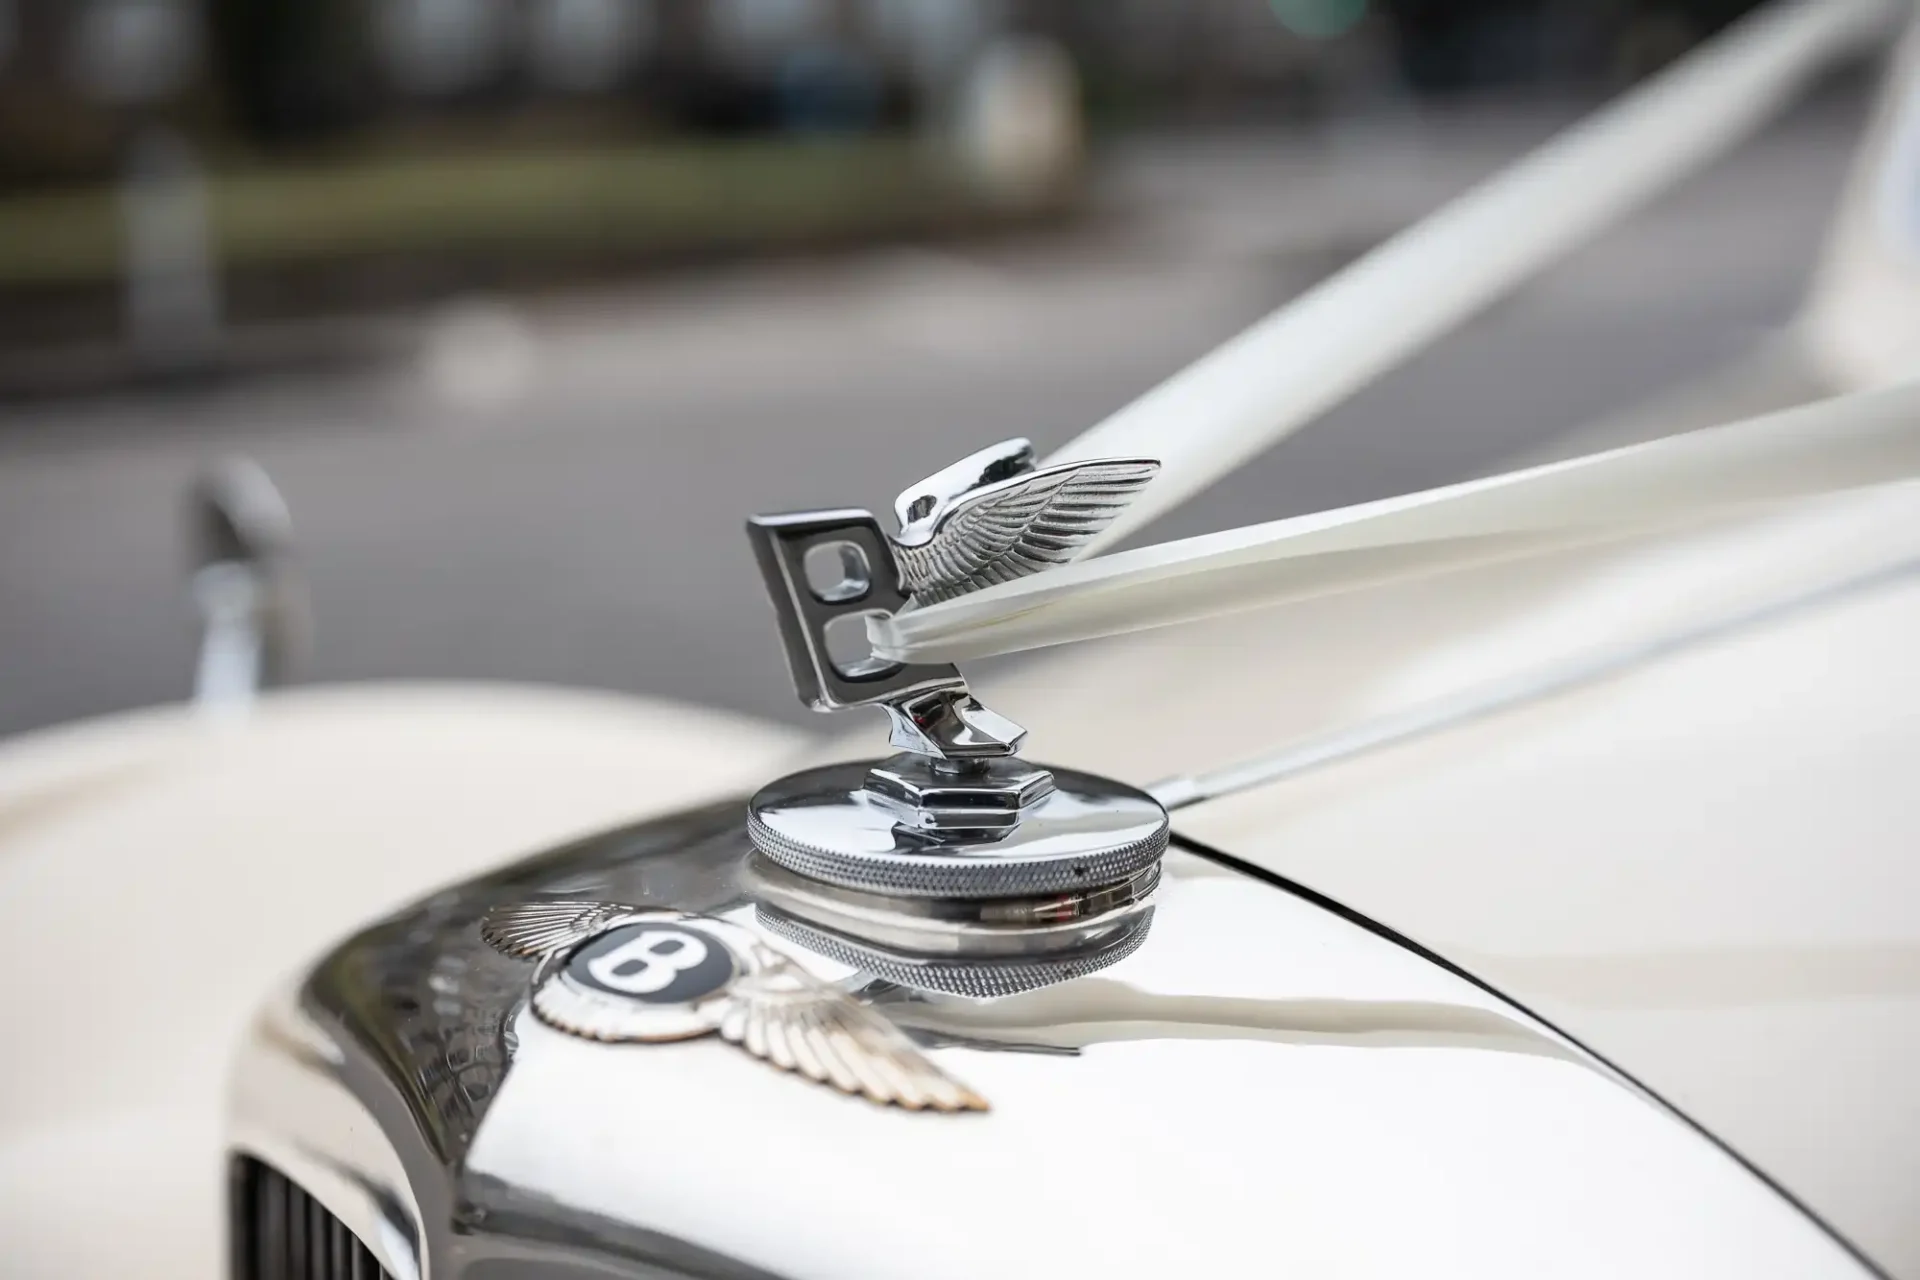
[
  {"left": 757, "top": 903, "right": 1157, "bottom": 998},
  {"left": 747, "top": 758, "right": 1170, "bottom": 900}
]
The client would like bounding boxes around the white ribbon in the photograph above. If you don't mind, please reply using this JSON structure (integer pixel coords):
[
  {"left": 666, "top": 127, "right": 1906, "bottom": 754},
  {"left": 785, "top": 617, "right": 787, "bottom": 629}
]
[
  {"left": 1045, "top": 0, "right": 1899, "bottom": 554},
  {"left": 874, "top": 380, "right": 1920, "bottom": 664}
]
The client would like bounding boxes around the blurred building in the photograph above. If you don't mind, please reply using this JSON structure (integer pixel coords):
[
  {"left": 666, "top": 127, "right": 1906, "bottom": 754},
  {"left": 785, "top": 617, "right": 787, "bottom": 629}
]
[
  {"left": 0, "top": 0, "right": 1778, "bottom": 373},
  {"left": 0, "top": 1, "right": 1775, "bottom": 187}
]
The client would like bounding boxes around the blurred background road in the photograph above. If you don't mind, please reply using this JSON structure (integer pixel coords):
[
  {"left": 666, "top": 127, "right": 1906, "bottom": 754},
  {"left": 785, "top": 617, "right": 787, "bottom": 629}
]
[{"left": 0, "top": 0, "right": 1877, "bottom": 736}]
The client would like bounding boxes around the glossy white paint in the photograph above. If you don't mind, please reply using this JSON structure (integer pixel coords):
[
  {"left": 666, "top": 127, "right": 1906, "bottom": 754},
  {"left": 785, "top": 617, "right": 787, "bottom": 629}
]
[
  {"left": 0, "top": 682, "right": 804, "bottom": 1280},
  {"left": 982, "top": 484, "right": 1920, "bottom": 1274},
  {"left": 436, "top": 856, "right": 1874, "bottom": 1279}
]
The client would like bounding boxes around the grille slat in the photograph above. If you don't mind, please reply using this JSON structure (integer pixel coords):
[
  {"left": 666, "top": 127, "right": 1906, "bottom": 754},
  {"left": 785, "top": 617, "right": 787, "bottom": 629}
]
[
  {"left": 287, "top": 1175, "right": 305, "bottom": 1280},
  {"left": 233, "top": 1158, "right": 393, "bottom": 1280},
  {"left": 308, "top": 1192, "right": 326, "bottom": 1278},
  {"left": 257, "top": 1164, "right": 284, "bottom": 1280}
]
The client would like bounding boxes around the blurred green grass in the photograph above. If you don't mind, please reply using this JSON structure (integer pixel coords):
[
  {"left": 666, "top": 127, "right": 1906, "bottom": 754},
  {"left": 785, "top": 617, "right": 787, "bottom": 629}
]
[{"left": 0, "top": 138, "right": 1012, "bottom": 287}]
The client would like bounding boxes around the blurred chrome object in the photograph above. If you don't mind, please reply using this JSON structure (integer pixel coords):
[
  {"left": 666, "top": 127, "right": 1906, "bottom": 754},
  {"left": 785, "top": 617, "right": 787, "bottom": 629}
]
[
  {"left": 188, "top": 458, "right": 300, "bottom": 712},
  {"left": 745, "top": 440, "right": 1168, "bottom": 972},
  {"left": 121, "top": 128, "right": 222, "bottom": 371}
]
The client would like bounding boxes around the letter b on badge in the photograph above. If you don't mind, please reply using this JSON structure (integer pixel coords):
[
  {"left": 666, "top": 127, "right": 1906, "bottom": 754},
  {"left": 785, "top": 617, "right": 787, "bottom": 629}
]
[
  {"left": 563, "top": 918, "right": 738, "bottom": 1008},
  {"left": 586, "top": 928, "right": 710, "bottom": 995}
]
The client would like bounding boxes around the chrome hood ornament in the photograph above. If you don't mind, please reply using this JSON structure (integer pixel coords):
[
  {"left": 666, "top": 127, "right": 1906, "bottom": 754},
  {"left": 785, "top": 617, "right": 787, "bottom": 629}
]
[
  {"left": 889, "top": 440, "right": 1161, "bottom": 605},
  {"left": 748, "top": 437, "right": 1157, "bottom": 760},
  {"left": 745, "top": 439, "right": 1169, "bottom": 992}
]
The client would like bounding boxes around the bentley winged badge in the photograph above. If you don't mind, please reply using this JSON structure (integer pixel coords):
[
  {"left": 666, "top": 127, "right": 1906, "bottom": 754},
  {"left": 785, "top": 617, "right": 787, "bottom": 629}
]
[{"left": 482, "top": 900, "right": 989, "bottom": 1112}]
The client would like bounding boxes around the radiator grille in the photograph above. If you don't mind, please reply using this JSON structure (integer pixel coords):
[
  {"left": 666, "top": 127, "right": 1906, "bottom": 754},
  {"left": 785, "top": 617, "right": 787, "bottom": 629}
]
[{"left": 232, "top": 1157, "right": 392, "bottom": 1280}]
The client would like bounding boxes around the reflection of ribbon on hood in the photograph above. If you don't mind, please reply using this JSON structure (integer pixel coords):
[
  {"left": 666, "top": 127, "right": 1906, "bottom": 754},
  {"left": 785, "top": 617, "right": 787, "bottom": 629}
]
[{"left": 867, "top": 977, "right": 1591, "bottom": 1069}]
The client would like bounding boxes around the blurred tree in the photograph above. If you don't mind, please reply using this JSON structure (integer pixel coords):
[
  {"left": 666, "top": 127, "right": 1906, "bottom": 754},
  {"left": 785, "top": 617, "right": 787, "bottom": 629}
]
[
  {"left": 207, "top": 0, "right": 375, "bottom": 142},
  {"left": 1378, "top": 0, "right": 1764, "bottom": 94}
]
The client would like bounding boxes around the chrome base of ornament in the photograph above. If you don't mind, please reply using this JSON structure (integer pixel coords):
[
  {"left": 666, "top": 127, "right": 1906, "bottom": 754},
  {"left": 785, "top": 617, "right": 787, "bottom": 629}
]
[
  {"left": 747, "top": 757, "right": 1170, "bottom": 900},
  {"left": 756, "top": 902, "right": 1157, "bottom": 999},
  {"left": 742, "top": 441, "right": 1171, "bottom": 984},
  {"left": 745, "top": 754, "right": 1168, "bottom": 985},
  {"left": 748, "top": 853, "right": 1160, "bottom": 959}
]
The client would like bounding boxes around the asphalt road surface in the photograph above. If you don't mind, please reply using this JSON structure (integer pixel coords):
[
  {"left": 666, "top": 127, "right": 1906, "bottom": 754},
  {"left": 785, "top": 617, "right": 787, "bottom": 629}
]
[{"left": 0, "top": 100, "right": 1867, "bottom": 738}]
